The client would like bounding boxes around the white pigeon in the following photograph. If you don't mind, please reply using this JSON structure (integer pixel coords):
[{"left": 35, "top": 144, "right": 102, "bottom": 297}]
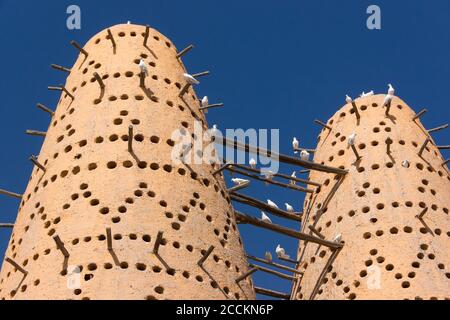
[
  {"left": 265, "top": 251, "right": 273, "bottom": 263},
  {"left": 261, "top": 212, "right": 272, "bottom": 224},
  {"left": 345, "top": 95, "right": 353, "bottom": 104},
  {"left": 360, "top": 90, "right": 374, "bottom": 97},
  {"left": 348, "top": 133, "right": 357, "bottom": 146},
  {"left": 276, "top": 245, "right": 290, "bottom": 259},
  {"left": 333, "top": 234, "right": 342, "bottom": 243},
  {"left": 384, "top": 94, "right": 393, "bottom": 107},
  {"left": 232, "top": 178, "right": 249, "bottom": 186},
  {"left": 211, "top": 125, "right": 218, "bottom": 136},
  {"left": 262, "top": 171, "right": 275, "bottom": 185},
  {"left": 290, "top": 171, "right": 297, "bottom": 185},
  {"left": 139, "top": 59, "right": 148, "bottom": 76},
  {"left": 388, "top": 83, "right": 395, "bottom": 95},
  {"left": 285, "top": 203, "right": 294, "bottom": 213},
  {"left": 249, "top": 158, "right": 257, "bottom": 169},
  {"left": 267, "top": 199, "right": 278, "bottom": 209},
  {"left": 402, "top": 160, "right": 410, "bottom": 168},
  {"left": 127, "top": 21, "right": 131, "bottom": 24},
  {"left": 184, "top": 73, "right": 200, "bottom": 85},
  {"left": 293, "top": 137, "right": 299, "bottom": 154},
  {"left": 201, "top": 96, "right": 209, "bottom": 113},
  {"left": 300, "top": 150, "right": 310, "bottom": 161}
]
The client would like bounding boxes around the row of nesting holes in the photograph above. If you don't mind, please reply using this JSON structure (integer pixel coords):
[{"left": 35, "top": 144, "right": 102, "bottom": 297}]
[{"left": 94, "top": 30, "right": 172, "bottom": 49}]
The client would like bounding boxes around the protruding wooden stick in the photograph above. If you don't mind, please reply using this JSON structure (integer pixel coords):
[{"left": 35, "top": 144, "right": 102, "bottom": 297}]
[
  {"left": 70, "top": 40, "right": 88, "bottom": 57},
  {"left": 51, "top": 64, "right": 71, "bottom": 73},
  {"left": 350, "top": 144, "right": 361, "bottom": 160},
  {"left": 26, "top": 130, "right": 46, "bottom": 137},
  {"left": 0, "top": 189, "right": 22, "bottom": 199},
  {"left": 351, "top": 102, "right": 361, "bottom": 120},
  {"left": 106, "top": 228, "right": 113, "bottom": 251},
  {"left": 107, "top": 29, "right": 116, "bottom": 48},
  {"left": 36, "top": 103, "right": 55, "bottom": 117},
  {"left": 176, "top": 44, "right": 194, "bottom": 59},
  {"left": 29, "top": 155, "right": 46, "bottom": 172},
  {"left": 53, "top": 235, "right": 70, "bottom": 258},
  {"left": 235, "top": 211, "right": 342, "bottom": 249},
  {"left": 212, "top": 161, "right": 234, "bottom": 176},
  {"left": 308, "top": 225, "right": 325, "bottom": 240},
  {"left": 235, "top": 268, "right": 258, "bottom": 284},
  {"left": 246, "top": 255, "right": 303, "bottom": 275},
  {"left": 143, "top": 25, "right": 150, "bottom": 46},
  {"left": 199, "top": 103, "right": 224, "bottom": 111},
  {"left": 386, "top": 137, "right": 393, "bottom": 154},
  {"left": 437, "top": 145, "right": 450, "bottom": 150},
  {"left": 192, "top": 71, "right": 210, "bottom": 79},
  {"left": 278, "top": 256, "right": 301, "bottom": 264},
  {"left": 250, "top": 264, "right": 295, "bottom": 280},
  {"left": 293, "top": 147, "right": 317, "bottom": 154},
  {"left": 227, "top": 181, "right": 251, "bottom": 193},
  {"left": 0, "top": 223, "right": 14, "bottom": 228},
  {"left": 230, "top": 163, "right": 321, "bottom": 187},
  {"left": 197, "top": 246, "right": 215, "bottom": 267},
  {"left": 314, "top": 120, "right": 332, "bottom": 131},
  {"left": 5, "top": 257, "right": 28, "bottom": 275},
  {"left": 412, "top": 109, "right": 427, "bottom": 121},
  {"left": 416, "top": 207, "right": 428, "bottom": 219},
  {"left": 428, "top": 124, "right": 448, "bottom": 133},
  {"left": 93, "top": 72, "right": 105, "bottom": 89},
  {"left": 442, "top": 159, "right": 450, "bottom": 167},
  {"left": 128, "top": 126, "right": 133, "bottom": 152},
  {"left": 226, "top": 166, "right": 314, "bottom": 193},
  {"left": 309, "top": 247, "right": 342, "bottom": 300},
  {"left": 220, "top": 137, "right": 348, "bottom": 175},
  {"left": 48, "top": 85, "right": 74, "bottom": 100},
  {"left": 153, "top": 231, "right": 164, "bottom": 254},
  {"left": 232, "top": 193, "right": 302, "bottom": 222},
  {"left": 418, "top": 137, "right": 430, "bottom": 157},
  {"left": 254, "top": 287, "right": 290, "bottom": 300},
  {"left": 179, "top": 84, "right": 191, "bottom": 97}
]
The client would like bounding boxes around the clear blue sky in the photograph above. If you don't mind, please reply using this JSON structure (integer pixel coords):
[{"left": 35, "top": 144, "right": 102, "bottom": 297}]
[{"left": 0, "top": 1, "right": 449, "bottom": 300}]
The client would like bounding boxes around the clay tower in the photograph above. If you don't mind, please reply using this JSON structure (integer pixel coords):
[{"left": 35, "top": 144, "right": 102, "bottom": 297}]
[
  {"left": 292, "top": 95, "right": 449, "bottom": 300},
  {"left": 0, "top": 24, "right": 255, "bottom": 300}
]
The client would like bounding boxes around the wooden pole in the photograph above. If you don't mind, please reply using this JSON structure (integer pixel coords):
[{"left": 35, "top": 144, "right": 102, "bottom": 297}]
[
  {"left": 231, "top": 193, "right": 302, "bottom": 222},
  {"left": 246, "top": 255, "right": 303, "bottom": 275},
  {"left": 93, "top": 72, "right": 105, "bottom": 89},
  {"left": 199, "top": 103, "right": 224, "bottom": 111},
  {"left": 197, "top": 246, "right": 215, "bottom": 266},
  {"left": 143, "top": 25, "right": 150, "bottom": 46},
  {"left": 70, "top": 40, "right": 88, "bottom": 57},
  {"left": 51, "top": 64, "right": 71, "bottom": 73},
  {"left": 412, "top": 109, "right": 427, "bottom": 121},
  {"left": 212, "top": 161, "right": 233, "bottom": 176},
  {"left": 350, "top": 144, "right": 361, "bottom": 160},
  {"left": 235, "top": 211, "right": 343, "bottom": 249},
  {"left": 26, "top": 130, "right": 46, "bottom": 137},
  {"left": 0, "top": 189, "right": 22, "bottom": 199},
  {"left": 249, "top": 264, "right": 295, "bottom": 281},
  {"left": 418, "top": 137, "right": 430, "bottom": 157},
  {"left": 416, "top": 207, "right": 428, "bottom": 219},
  {"left": 36, "top": 103, "right": 55, "bottom": 117},
  {"left": 314, "top": 120, "right": 332, "bottom": 130},
  {"left": 254, "top": 287, "right": 290, "bottom": 300},
  {"left": 128, "top": 126, "right": 134, "bottom": 152},
  {"left": 308, "top": 225, "right": 325, "bottom": 239},
  {"left": 53, "top": 235, "right": 70, "bottom": 258},
  {"left": 219, "top": 137, "right": 348, "bottom": 175},
  {"left": 107, "top": 29, "right": 116, "bottom": 48},
  {"left": 0, "top": 223, "right": 14, "bottom": 228},
  {"left": 106, "top": 228, "right": 113, "bottom": 251},
  {"left": 235, "top": 268, "right": 258, "bottom": 284},
  {"left": 192, "top": 71, "right": 210, "bottom": 78},
  {"left": 309, "top": 247, "right": 342, "bottom": 300},
  {"left": 437, "top": 145, "right": 450, "bottom": 150},
  {"left": 5, "top": 257, "right": 28, "bottom": 275},
  {"left": 176, "top": 44, "right": 194, "bottom": 59},
  {"left": 153, "top": 231, "right": 164, "bottom": 254},
  {"left": 226, "top": 166, "right": 314, "bottom": 193},
  {"left": 351, "top": 102, "right": 361, "bottom": 120},
  {"left": 428, "top": 124, "right": 448, "bottom": 133},
  {"left": 29, "top": 155, "right": 46, "bottom": 172}
]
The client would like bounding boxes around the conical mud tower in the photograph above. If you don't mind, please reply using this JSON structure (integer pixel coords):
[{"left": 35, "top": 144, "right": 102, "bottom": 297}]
[
  {"left": 0, "top": 24, "right": 255, "bottom": 300},
  {"left": 293, "top": 95, "right": 449, "bottom": 300}
]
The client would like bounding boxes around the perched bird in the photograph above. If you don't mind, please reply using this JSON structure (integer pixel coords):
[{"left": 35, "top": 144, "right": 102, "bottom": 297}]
[
  {"left": 333, "top": 234, "right": 342, "bottom": 243},
  {"left": 285, "top": 203, "right": 294, "bottom": 213},
  {"left": 348, "top": 133, "right": 357, "bottom": 146},
  {"left": 388, "top": 83, "right": 395, "bottom": 95},
  {"left": 249, "top": 158, "right": 257, "bottom": 169},
  {"left": 265, "top": 251, "right": 273, "bottom": 263},
  {"left": 261, "top": 212, "right": 272, "bottom": 224},
  {"left": 383, "top": 94, "right": 393, "bottom": 107},
  {"left": 201, "top": 96, "right": 209, "bottom": 113},
  {"left": 184, "top": 73, "right": 200, "bottom": 85},
  {"left": 139, "top": 59, "right": 148, "bottom": 76},
  {"left": 211, "top": 125, "right": 218, "bottom": 136},
  {"left": 293, "top": 137, "right": 299, "bottom": 154},
  {"left": 267, "top": 199, "right": 279, "bottom": 209},
  {"left": 127, "top": 21, "right": 131, "bottom": 24},
  {"left": 276, "top": 245, "right": 290, "bottom": 259},
  {"left": 402, "top": 160, "right": 410, "bottom": 168},
  {"left": 262, "top": 171, "right": 275, "bottom": 185},
  {"left": 360, "top": 90, "right": 374, "bottom": 97},
  {"left": 232, "top": 178, "right": 249, "bottom": 186},
  {"left": 300, "top": 150, "right": 310, "bottom": 161},
  {"left": 345, "top": 95, "right": 353, "bottom": 104},
  {"left": 290, "top": 171, "right": 297, "bottom": 185}
]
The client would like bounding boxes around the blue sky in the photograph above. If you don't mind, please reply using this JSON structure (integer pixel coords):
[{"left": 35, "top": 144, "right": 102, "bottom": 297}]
[{"left": 0, "top": 1, "right": 449, "bottom": 300}]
